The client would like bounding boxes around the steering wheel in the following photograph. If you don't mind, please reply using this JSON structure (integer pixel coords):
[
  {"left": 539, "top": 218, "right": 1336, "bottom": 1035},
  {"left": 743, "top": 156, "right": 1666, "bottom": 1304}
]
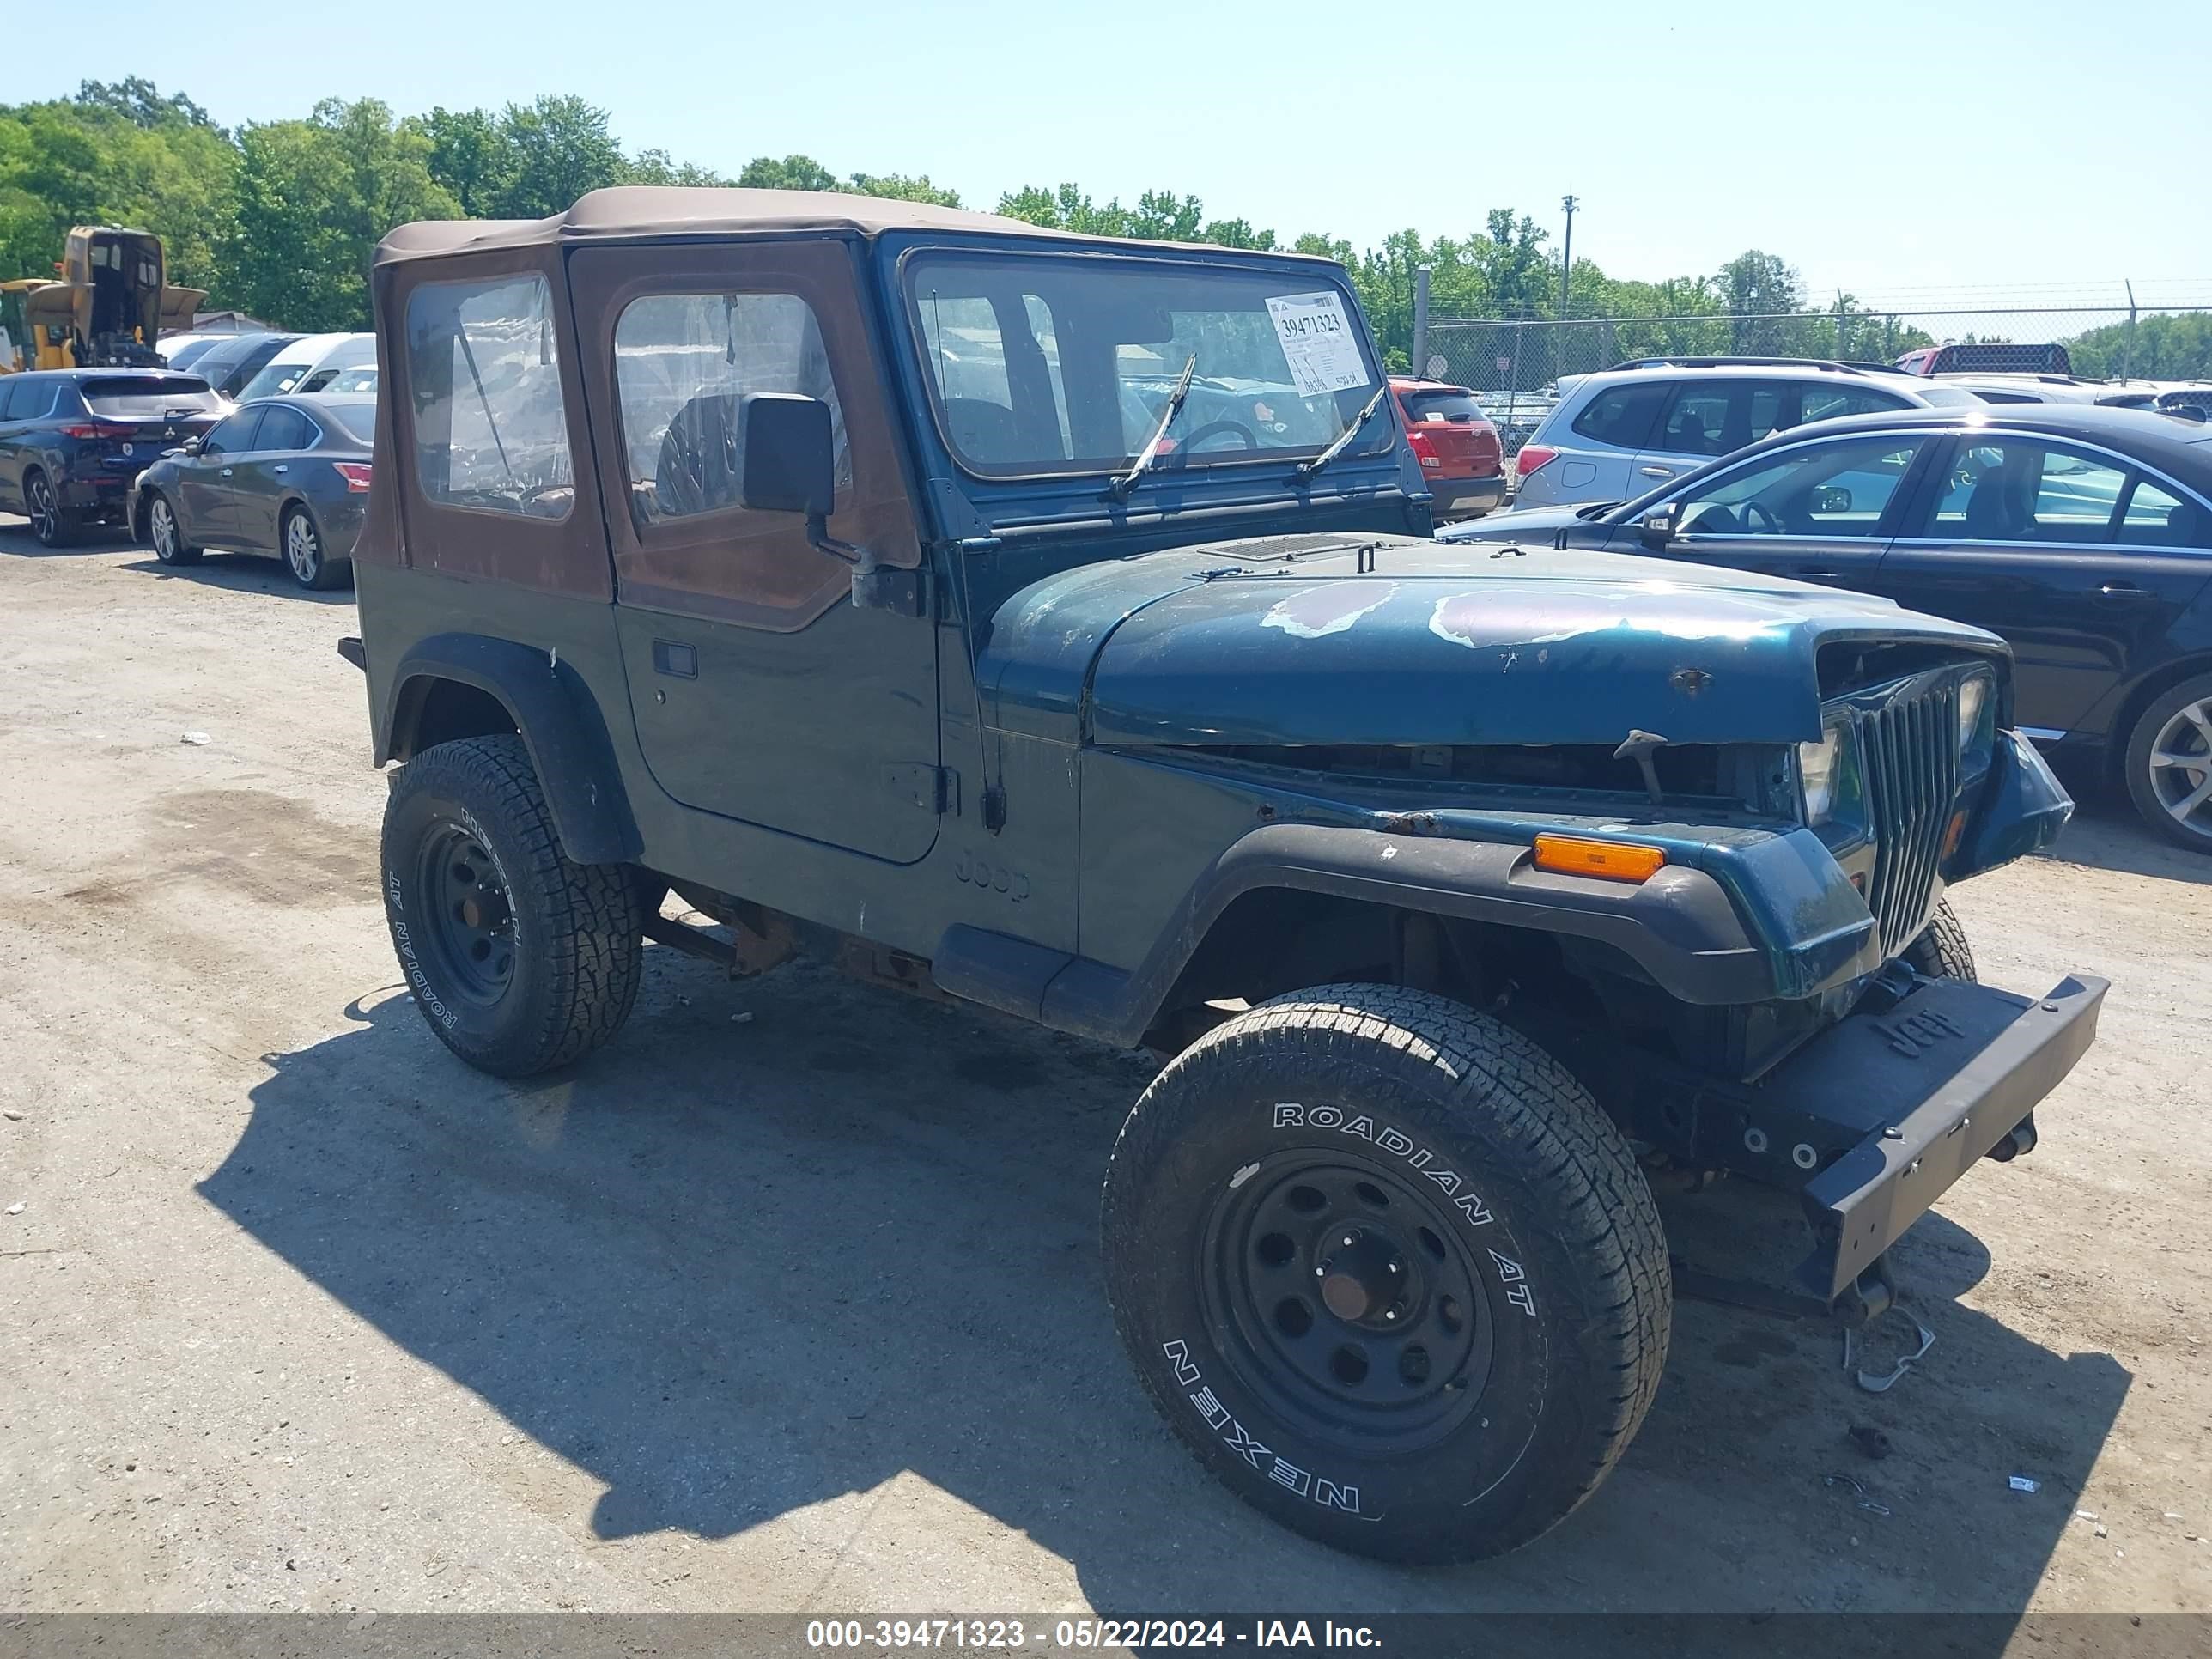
[
  {"left": 1174, "top": 419, "right": 1259, "bottom": 454},
  {"left": 1740, "top": 500, "right": 1784, "bottom": 536}
]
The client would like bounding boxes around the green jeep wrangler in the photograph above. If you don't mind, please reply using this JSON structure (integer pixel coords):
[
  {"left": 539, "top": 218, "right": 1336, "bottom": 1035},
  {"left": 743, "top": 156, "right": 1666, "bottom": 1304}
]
[{"left": 344, "top": 188, "right": 2103, "bottom": 1563}]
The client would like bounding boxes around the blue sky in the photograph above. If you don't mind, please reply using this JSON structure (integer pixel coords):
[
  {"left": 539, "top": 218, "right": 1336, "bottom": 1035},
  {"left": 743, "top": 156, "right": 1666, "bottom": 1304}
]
[{"left": 67, "top": 0, "right": 2212, "bottom": 304}]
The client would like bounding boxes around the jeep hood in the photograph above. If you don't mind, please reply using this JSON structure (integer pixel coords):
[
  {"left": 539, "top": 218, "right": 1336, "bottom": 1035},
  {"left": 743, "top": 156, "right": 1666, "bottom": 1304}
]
[{"left": 980, "top": 533, "right": 2003, "bottom": 748}]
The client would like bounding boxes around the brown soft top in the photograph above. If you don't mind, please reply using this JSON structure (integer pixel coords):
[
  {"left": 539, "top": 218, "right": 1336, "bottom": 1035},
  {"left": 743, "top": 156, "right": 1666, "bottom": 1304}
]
[{"left": 374, "top": 185, "right": 1333, "bottom": 267}]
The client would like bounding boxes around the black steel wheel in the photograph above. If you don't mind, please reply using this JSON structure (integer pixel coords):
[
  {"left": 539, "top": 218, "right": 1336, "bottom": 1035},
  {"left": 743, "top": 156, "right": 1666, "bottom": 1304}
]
[
  {"left": 25, "top": 471, "right": 77, "bottom": 548},
  {"left": 382, "top": 733, "right": 645, "bottom": 1077},
  {"left": 1103, "top": 984, "right": 1670, "bottom": 1562},
  {"left": 410, "top": 822, "right": 520, "bottom": 1008},
  {"left": 1201, "top": 1152, "right": 1494, "bottom": 1455}
]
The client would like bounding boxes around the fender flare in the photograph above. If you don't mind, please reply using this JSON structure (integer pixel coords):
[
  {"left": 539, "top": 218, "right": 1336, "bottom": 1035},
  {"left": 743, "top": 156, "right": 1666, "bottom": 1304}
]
[
  {"left": 935, "top": 823, "right": 1879, "bottom": 1048},
  {"left": 378, "top": 632, "right": 641, "bottom": 866}
]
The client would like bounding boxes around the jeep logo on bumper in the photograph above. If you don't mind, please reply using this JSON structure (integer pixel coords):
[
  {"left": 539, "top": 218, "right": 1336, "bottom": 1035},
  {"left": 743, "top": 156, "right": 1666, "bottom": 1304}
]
[{"left": 1873, "top": 1006, "right": 1966, "bottom": 1058}]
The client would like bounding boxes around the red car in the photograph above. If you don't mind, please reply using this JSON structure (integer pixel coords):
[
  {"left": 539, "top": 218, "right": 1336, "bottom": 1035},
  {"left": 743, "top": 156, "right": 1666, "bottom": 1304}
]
[{"left": 1390, "top": 377, "right": 1504, "bottom": 520}]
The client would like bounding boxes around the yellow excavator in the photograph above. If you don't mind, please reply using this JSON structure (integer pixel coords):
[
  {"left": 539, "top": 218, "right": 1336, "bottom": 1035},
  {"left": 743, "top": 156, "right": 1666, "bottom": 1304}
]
[{"left": 0, "top": 226, "right": 206, "bottom": 374}]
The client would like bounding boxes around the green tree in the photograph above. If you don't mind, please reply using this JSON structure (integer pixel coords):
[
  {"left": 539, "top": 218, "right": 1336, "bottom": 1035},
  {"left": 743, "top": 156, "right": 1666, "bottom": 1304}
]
[
  {"left": 492, "top": 95, "right": 626, "bottom": 219},
  {"left": 2065, "top": 311, "right": 2212, "bottom": 380},
  {"left": 846, "top": 172, "right": 961, "bottom": 206},
  {"left": 0, "top": 89, "right": 237, "bottom": 296},
  {"left": 221, "top": 99, "right": 456, "bottom": 330},
  {"left": 626, "top": 148, "right": 731, "bottom": 188},
  {"left": 738, "top": 154, "right": 842, "bottom": 192},
  {"left": 72, "top": 78, "right": 215, "bottom": 131},
  {"left": 416, "top": 106, "right": 510, "bottom": 216}
]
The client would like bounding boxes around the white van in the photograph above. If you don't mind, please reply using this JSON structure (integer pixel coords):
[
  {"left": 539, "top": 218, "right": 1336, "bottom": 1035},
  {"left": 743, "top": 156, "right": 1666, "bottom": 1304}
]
[{"left": 234, "top": 331, "right": 376, "bottom": 402}]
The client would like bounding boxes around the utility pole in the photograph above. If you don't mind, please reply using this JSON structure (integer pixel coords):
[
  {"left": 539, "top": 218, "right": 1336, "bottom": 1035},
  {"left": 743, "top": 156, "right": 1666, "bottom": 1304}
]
[
  {"left": 1559, "top": 195, "right": 1579, "bottom": 319},
  {"left": 1412, "top": 265, "right": 1431, "bottom": 380}
]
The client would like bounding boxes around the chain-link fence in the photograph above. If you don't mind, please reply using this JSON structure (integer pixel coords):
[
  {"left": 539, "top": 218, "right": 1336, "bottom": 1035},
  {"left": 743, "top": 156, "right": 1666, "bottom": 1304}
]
[{"left": 1418, "top": 303, "right": 2212, "bottom": 459}]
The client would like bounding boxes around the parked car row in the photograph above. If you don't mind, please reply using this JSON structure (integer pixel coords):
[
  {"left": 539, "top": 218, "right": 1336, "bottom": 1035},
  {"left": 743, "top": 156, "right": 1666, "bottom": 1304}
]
[
  {"left": 0, "top": 365, "right": 372, "bottom": 588},
  {"left": 1444, "top": 401, "right": 2212, "bottom": 850}
]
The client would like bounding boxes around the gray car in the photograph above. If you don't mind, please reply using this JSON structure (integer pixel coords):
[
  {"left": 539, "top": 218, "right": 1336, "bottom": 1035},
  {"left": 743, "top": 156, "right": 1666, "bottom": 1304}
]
[
  {"left": 1511, "top": 358, "right": 1980, "bottom": 507},
  {"left": 130, "top": 393, "right": 374, "bottom": 590}
]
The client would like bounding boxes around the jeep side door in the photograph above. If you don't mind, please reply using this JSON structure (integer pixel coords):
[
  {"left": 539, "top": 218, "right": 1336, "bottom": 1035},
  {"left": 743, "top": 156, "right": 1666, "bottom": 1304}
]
[{"left": 568, "top": 240, "right": 940, "bottom": 863}]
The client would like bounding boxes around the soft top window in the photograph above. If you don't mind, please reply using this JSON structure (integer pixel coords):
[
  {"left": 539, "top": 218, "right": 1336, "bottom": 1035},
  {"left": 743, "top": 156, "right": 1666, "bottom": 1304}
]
[
  {"left": 404, "top": 273, "right": 573, "bottom": 520},
  {"left": 905, "top": 252, "right": 1385, "bottom": 478},
  {"left": 611, "top": 290, "right": 849, "bottom": 525}
]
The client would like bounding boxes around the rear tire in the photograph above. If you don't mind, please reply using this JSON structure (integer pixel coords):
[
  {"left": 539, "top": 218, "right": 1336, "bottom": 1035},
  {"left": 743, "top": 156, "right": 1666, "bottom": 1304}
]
[
  {"left": 25, "top": 470, "right": 77, "bottom": 548},
  {"left": 147, "top": 492, "right": 200, "bottom": 565},
  {"left": 282, "top": 503, "right": 347, "bottom": 590},
  {"left": 381, "top": 733, "right": 645, "bottom": 1078},
  {"left": 1101, "top": 983, "right": 1670, "bottom": 1562},
  {"left": 1902, "top": 898, "right": 1977, "bottom": 981},
  {"left": 2124, "top": 672, "right": 2212, "bottom": 853}
]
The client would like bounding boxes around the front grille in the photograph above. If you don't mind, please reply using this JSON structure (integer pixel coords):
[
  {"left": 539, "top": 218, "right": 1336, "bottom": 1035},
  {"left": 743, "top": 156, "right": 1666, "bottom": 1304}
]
[{"left": 1856, "top": 678, "right": 1960, "bottom": 957}]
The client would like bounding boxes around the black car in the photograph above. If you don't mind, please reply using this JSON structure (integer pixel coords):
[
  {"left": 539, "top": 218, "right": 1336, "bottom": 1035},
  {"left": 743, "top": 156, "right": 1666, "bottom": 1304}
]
[
  {"left": 184, "top": 331, "right": 300, "bottom": 401},
  {"left": 130, "top": 393, "right": 374, "bottom": 590},
  {"left": 0, "top": 369, "right": 228, "bottom": 547},
  {"left": 1442, "top": 404, "right": 2212, "bottom": 849}
]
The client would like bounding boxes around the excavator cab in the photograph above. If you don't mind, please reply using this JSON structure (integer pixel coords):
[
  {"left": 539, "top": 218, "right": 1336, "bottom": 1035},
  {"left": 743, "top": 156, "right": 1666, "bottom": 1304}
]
[{"left": 0, "top": 228, "right": 208, "bottom": 372}]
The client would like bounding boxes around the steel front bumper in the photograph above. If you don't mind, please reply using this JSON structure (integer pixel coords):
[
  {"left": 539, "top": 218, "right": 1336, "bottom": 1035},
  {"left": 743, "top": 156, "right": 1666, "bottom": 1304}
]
[{"left": 1723, "top": 970, "right": 2108, "bottom": 1304}]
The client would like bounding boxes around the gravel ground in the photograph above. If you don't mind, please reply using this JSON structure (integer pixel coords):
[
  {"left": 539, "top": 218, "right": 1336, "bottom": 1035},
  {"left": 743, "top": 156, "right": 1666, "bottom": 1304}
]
[{"left": 1, "top": 518, "right": 2208, "bottom": 1620}]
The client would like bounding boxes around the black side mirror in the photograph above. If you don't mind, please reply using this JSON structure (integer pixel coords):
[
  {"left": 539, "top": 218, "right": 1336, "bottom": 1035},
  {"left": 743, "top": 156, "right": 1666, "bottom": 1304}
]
[
  {"left": 1637, "top": 505, "right": 1678, "bottom": 549},
  {"left": 1814, "top": 484, "right": 1853, "bottom": 514},
  {"left": 737, "top": 392, "right": 835, "bottom": 518}
]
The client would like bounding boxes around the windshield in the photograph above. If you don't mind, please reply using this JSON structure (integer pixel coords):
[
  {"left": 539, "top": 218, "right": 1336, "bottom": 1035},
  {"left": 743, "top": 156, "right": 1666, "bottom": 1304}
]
[
  {"left": 238, "top": 358, "right": 313, "bottom": 403},
  {"left": 904, "top": 252, "right": 1386, "bottom": 478}
]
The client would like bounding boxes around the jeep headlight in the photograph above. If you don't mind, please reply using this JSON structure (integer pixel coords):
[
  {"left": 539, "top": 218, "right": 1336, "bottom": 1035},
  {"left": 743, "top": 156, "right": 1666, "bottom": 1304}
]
[
  {"left": 1957, "top": 675, "right": 1990, "bottom": 755},
  {"left": 1799, "top": 726, "right": 1844, "bottom": 825}
]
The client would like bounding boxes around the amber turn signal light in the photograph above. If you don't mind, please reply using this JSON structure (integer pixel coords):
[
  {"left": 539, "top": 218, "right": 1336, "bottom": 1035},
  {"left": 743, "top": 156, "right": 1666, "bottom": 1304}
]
[{"left": 1531, "top": 834, "right": 1667, "bottom": 883}]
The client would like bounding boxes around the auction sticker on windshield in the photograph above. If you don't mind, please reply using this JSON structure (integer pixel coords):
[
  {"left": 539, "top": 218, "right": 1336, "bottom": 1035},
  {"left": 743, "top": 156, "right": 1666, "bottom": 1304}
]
[{"left": 1266, "top": 290, "right": 1369, "bottom": 397}]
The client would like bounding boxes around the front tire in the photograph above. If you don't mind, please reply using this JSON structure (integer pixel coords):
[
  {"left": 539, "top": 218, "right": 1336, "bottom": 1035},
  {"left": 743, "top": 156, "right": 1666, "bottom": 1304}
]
[
  {"left": 2124, "top": 672, "right": 2212, "bottom": 852},
  {"left": 1902, "top": 898, "right": 1977, "bottom": 981},
  {"left": 147, "top": 492, "right": 200, "bottom": 565},
  {"left": 381, "top": 733, "right": 645, "bottom": 1078},
  {"left": 1102, "top": 984, "right": 1670, "bottom": 1562}
]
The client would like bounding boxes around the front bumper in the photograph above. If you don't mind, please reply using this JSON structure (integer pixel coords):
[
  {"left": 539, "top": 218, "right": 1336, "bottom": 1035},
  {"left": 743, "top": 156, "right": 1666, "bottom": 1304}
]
[{"left": 1724, "top": 969, "right": 2107, "bottom": 1303}]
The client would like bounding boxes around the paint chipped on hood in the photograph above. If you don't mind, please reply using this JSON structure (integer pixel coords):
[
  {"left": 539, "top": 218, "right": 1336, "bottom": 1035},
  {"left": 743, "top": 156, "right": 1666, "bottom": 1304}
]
[{"left": 979, "top": 532, "right": 2006, "bottom": 750}]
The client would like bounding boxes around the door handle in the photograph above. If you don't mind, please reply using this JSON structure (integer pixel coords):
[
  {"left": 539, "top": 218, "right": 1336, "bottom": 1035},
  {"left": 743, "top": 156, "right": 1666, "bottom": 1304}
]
[
  {"left": 1639, "top": 465, "right": 1674, "bottom": 478},
  {"left": 1795, "top": 568, "right": 1842, "bottom": 580},
  {"left": 273, "top": 464, "right": 288, "bottom": 475},
  {"left": 2095, "top": 582, "right": 2154, "bottom": 601},
  {"left": 219, "top": 467, "right": 233, "bottom": 477}
]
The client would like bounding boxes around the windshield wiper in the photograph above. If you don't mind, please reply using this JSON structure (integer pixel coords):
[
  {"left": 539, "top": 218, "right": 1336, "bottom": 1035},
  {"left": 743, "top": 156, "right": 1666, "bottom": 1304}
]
[
  {"left": 1293, "top": 382, "right": 1391, "bottom": 483},
  {"left": 1107, "top": 354, "right": 1197, "bottom": 500}
]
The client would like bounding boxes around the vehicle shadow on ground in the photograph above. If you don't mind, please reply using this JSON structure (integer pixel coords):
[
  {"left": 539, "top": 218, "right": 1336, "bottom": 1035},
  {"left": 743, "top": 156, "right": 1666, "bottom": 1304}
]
[
  {"left": 199, "top": 958, "right": 2128, "bottom": 1626},
  {"left": 119, "top": 553, "right": 357, "bottom": 603},
  {"left": 2034, "top": 780, "right": 2210, "bottom": 886},
  {"left": 0, "top": 519, "right": 139, "bottom": 558}
]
